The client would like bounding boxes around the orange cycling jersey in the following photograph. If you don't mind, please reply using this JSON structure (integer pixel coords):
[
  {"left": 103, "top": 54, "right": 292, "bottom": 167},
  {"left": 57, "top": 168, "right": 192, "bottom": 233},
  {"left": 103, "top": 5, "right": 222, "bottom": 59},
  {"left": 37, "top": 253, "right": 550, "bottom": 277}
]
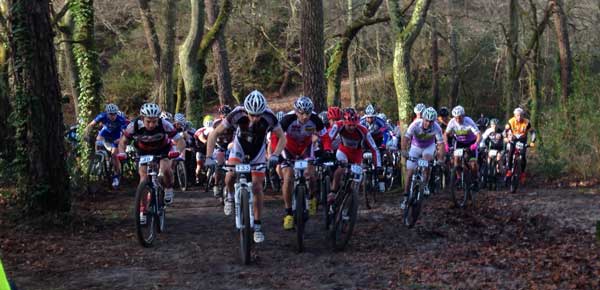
[{"left": 507, "top": 117, "right": 532, "bottom": 137}]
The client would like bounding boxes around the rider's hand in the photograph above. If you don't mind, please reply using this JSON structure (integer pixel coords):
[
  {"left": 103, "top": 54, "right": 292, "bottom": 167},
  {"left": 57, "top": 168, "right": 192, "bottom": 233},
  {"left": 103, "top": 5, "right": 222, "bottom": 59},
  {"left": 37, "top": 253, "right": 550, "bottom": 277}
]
[
  {"left": 444, "top": 143, "right": 450, "bottom": 153},
  {"left": 116, "top": 153, "right": 127, "bottom": 161},
  {"left": 205, "top": 156, "right": 216, "bottom": 167},
  {"left": 469, "top": 143, "right": 478, "bottom": 151},
  {"left": 529, "top": 142, "right": 535, "bottom": 148},
  {"left": 268, "top": 154, "right": 280, "bottom": 168}
]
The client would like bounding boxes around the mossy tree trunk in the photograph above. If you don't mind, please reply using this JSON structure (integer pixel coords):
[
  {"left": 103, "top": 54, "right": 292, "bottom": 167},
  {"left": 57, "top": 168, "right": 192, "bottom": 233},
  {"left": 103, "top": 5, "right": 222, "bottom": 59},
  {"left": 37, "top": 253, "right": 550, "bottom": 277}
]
[
  {"left": 136, "top": 0, "right": 162, "bottom": 93},
  {"left": 431, "top": 16, "right": 440, "bottom": 109},
  {"left": 57, "top": 11, "right": 80, "bottom": 117},
  {"left": 0, "top": 41, "right": 14, "bottom": 161},
  {"left": 179, "top": 0, "right": 231, "bottom": 125},
  {"left": 8, "top": 0, "right": 70, "bottom": 213},
  {"left": 549, "top": 0, "right": 572, "bottom": 113},
  {"left": 72, "top": 0, "right": 103, "bottom": 175},
  {"left": 159, "top": 0, "right": 177, "bottom": 112},
  {"left": 446, "top": 0, "right": 460, "bottom": 107},
  {"left": 326, "top": 0, "right": 386, "bottom": 107},
  {"left": 389, "top": 0, "right": 432, "bottom": 127}
]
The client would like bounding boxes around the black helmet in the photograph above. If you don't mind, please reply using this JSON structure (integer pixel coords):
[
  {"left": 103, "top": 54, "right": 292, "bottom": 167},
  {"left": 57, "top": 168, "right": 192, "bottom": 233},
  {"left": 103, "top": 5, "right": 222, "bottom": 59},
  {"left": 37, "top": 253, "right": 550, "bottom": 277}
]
[{"left": 439, "top": 106, "right": 449, "bottom": 117}]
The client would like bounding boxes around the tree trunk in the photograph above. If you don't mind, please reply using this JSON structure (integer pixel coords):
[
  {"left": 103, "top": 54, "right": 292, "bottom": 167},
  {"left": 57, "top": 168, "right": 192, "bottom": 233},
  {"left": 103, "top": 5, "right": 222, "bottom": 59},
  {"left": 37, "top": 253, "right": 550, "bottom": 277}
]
[
  {"left": 179, "top": 0, "right": 231, "bottom": 125},
  {"left": 300, "top": 0, "right": 326, "bottom": 112},
  {"left": 446, "top": 0, "right": 460, "bottom": 107},
  {"left": 58, "top": 11, "right": 80, "bottom": 117},
  {"left": 550, "top": 0, "right": 572, "bottom": 111},
  {"left": 505, "top": 0, "right": 519, "bottom": 118},
  {"left": 179, "top": 0, "right": 204, "bottom": 123},
  {"left": 8, "top": 0, "right": 70, "bottom": 213},
  {"left": 72, "top": 0, "right": 103, "bottom": 175},
  {"left": 326, "top": 0, "right": 385, "bottom": 107},
  {"left": 0, "top": 43, "right": 13, "bottom": 161},
  {"left": 528, "top": 41, "right": 541, "bottom": 129},
  {"left": 158, "top": 0, "right": 177, "bottom": 112},
  {"left": 206, "top": 0, "right": 233, "bottom": 106},
  {"left": 389, "top": 0, "right": 432, "bottom": 126},
  {"left": 176, "top": 65, "right": 185, "bottom": 113},
  {"left": 431, "top": 17, "right": 440, "bottom": 109},
  {"left": 348, "top": 0, "right": 357, "bottom": 108},
  {"left": 137, "top": 0, "right": 162, "bottom": 95}
]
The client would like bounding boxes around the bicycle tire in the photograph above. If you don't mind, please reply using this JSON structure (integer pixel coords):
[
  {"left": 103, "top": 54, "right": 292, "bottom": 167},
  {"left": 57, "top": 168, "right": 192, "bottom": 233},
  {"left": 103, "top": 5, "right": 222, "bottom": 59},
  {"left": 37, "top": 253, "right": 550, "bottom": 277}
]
[
  {"left": 134, "top": 181, "right": 156, "bottom": 247},
  {"left": 403, "top": 182, "right": 422, "bottom": 228},
  {"left": 510, "top": 158, "right": 521, "bottom": 193},
  {"left": 240, "top": 188, "right": 252, "bottom": 265},
  {"left": 295, "top": 184, "right": 306, "bottom": 252},
  {"left": 330, "top": 182, "right": 358, "bottom": 251},
  {"left": 463, "top": 168, "right": 472, "bottom": 208},
  {"left": 176, "top": 161, "right": 187, "bottom": 191},
  {"left": 449, "top": 167, "right": 459, "bottom": 207}
]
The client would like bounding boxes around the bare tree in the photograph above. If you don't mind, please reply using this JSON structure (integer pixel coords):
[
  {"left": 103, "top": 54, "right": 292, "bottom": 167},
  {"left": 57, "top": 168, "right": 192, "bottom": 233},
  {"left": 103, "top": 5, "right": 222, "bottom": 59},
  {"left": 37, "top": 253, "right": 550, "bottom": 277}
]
[
  {"left": 206, "top": 0, "right": 234, "bottom": 106},
  {"left": 300, "top": 0, "right": 326, "bottom": 111}
]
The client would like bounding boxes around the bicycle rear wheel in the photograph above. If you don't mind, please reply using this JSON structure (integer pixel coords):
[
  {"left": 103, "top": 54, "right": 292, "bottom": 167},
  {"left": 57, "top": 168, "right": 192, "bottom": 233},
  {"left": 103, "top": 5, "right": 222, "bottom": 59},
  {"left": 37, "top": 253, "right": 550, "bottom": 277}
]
[
  {"left": 239, "top": 189, "right": 252, "bottom": 265},
  {"left": 134, "top": 181, "right": 157, "bottom": 247},
  {"left": 294, "top": 185, "right": 307, "bottom": 252},
  {"left": 330, "top": 183, "right": 358, "bottom": 251},
  {"left": 363, "top": 172, "right": 374, "bottom": 209}
]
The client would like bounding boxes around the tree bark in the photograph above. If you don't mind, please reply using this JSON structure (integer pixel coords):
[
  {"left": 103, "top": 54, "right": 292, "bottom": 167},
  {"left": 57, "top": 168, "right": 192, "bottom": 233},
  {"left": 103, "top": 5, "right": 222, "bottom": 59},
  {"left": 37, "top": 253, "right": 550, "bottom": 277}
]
[
  {"left": 549, "top": 0, "right": 572, "bottom": 111},
  {"left": 504, "top": 0, "right": 519, "bottom": 118},
  {"left": 389, "top": 0, "right": 432, "bottom": 126},
  {"left": 348, "top": 0, "right": 357, "bottom": 108},
  {"left": 301, "top": 0, "right": 326, "bottom": 112},
  {"left": 158, "top": 0, "right": 177, "bottom": 112},
  {"left": 431, "top": 16, "right": 440, "bottom": 109},
  {"left": 137, "top": 0, "right": 162, "bottom": 94},
  {"left": 326, "top": 0, "right": 385, "bottom": 107},
  {"left": 206, "top": 0, "right": 233, "bottom": 106},
  {"left": 8, "top": 0, "right": 70, "bottom": 212},
  {"left": 179, "top": 0, "right": 232, "bottom": 125},
  {"left": 72, "top": 0, "right": 103, "bottom": 175},
  {"left": 446, "top": 0, "right": 460, "bottom": 107},
  {"left": 58, "top": 11, "right": 80, "bottom": 117},
  {"left": 0, "top": 43, "right": 13, "bottom": 161}
]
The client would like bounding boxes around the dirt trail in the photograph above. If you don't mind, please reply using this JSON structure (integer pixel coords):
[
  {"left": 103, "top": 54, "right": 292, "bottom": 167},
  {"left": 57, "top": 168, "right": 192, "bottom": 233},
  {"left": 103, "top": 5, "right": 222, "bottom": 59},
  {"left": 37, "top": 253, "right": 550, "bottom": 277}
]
[{"left": 1, "top": 185, "right": 599, "bottom": 289}]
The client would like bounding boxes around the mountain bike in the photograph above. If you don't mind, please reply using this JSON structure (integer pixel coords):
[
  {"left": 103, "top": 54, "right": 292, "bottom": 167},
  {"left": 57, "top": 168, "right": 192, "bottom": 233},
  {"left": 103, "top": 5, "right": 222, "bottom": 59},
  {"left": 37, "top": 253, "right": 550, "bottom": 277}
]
[
  {"left": 361, "top": 151, "right": 377, "bottom": 209},
  {"left": 133, "top": 151, "right": 180, "bottom": 247},
  {"left": 449, "top": 147, "right": 476, "bottom": 208},
  {"left": 224, "top": 159, "right": 265, "bottom": 265},
  {"left": 403, "top": 157, "right": 434, "bottom": 228},
  {"left": 326, "top": 162, "right": 361, "bottom": 251}
]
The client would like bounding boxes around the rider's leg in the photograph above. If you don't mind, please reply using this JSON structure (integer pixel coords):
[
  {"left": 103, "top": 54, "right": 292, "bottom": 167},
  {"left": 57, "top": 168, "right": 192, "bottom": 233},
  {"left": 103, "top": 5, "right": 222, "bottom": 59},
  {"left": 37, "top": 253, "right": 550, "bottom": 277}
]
[{"left": 159, "top": 159, "right": 174, "bottom": 188}]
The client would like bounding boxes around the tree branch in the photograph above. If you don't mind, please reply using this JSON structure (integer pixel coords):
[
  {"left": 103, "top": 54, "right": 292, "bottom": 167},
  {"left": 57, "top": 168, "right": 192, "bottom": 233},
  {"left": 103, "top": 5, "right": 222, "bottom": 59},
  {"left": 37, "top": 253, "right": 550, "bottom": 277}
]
[{"left": 52, "top": 0, "right": 72, "bottom": 27}]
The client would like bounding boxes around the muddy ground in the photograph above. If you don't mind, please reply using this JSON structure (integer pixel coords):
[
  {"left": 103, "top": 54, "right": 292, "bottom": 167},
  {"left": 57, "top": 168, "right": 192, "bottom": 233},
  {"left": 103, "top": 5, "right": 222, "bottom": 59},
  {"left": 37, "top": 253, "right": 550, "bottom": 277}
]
[{"left": 1, "top": 183, "right": 599, "bottom": 290}]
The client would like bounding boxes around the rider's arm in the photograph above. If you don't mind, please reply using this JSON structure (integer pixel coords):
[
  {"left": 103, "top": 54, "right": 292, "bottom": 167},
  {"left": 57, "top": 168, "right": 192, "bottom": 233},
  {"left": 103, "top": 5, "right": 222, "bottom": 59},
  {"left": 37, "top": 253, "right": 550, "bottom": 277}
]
[
  {"left": 206, "top": 124, "right": 226, "bottom": 158},
  {"left": 118, "top": 122, "right": 134, "bottom": 154},
  {"left": 271, "top": 127, "right": 286, "bottom": 157}
]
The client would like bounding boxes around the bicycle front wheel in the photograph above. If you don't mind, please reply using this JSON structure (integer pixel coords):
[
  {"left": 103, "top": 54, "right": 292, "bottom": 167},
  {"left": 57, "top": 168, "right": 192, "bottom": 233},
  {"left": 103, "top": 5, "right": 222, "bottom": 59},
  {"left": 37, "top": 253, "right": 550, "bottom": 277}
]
[
  {"left": 239, "top": 189, "right": 252, "bottom": 265},
  {"left": 294, "top": 184, "right": 307, "bottom": 252},
  {"left": 330, "top": 183, "right": 358, "bottom": 251},
  {"left": 403, "top": 183, "right": 422, "bottom": 228},
  {"left": 134, "top": 181, "right": 157, "bottom": 247},
  {"left": 176, "top": 161, "right": 187, "bottom": 191}
]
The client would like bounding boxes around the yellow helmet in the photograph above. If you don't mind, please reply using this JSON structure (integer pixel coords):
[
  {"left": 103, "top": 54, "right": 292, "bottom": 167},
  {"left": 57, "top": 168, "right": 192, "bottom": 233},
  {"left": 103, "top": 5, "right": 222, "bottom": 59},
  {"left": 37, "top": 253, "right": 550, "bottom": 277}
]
[{"left": 203, "top": 115, "right": 214, "bottom": 128}]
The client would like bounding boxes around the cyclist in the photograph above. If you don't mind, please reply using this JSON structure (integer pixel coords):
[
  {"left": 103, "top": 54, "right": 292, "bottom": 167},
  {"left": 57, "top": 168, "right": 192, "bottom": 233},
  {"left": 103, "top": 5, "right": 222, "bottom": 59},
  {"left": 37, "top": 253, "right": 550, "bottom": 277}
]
[
  {"left": 400, "top": 107, "right": 445, "bottom": 208},
  {"left": 360, "top": 104, "right": 389, "bottom": 192},
  {"left": 414, "top": 103, "right": 426, "bottom": 120},
  {"left": 476, "top": 113, "right": 489, "bottom": 133},
  {"left": 207, "top": 105, "right": 234, "bottom": 196},
  {"left": 205, "top": 90, "right": 286, "bottom": 243},
  {"left": 84, "top": 103, "right": 128, "bottom": 188},
  {"left": 160, "top": 111, "right": 173, "bottom": 123},
  {"left": 443, "top": 105, "right": 481, "bottom": 191},
  {"left": 504, "top": 108, "right": 536, "bottom": 183},
  {"left": 267, "top": 110, "right": 287, "bottom": 192},
  {"left": 194, "top": 115, "right": 215, "bottom": 184},
  {"left": 321, "top": 106, "right": 343, "bottom": 155},
  {"left": 479, "top": 118, "right": 505, "bottom": 172},
  {"left": 279, "top": 96, "right": 326, "bottom": 230},
  {"left": 172, "top": 113, "right": 195, "bottom": 160},
  {"left": 325, "top": 108, "right": 381, "bottom": 204},
  {"left": 117, "top": 103, "right": 181, "bottom": 204},
  {"left": 437, "top": 106, "right": 450, "bottom": 131},
  {"left": 318, "top": 111, "right": 328, "bottom": 127}
]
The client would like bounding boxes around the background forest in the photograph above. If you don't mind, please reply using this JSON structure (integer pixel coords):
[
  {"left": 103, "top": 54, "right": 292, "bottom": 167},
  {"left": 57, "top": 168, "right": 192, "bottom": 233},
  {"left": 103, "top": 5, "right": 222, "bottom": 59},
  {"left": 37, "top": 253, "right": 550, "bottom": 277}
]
[{"left": 0, "top": 0, "right": 599, "bottom": 213}]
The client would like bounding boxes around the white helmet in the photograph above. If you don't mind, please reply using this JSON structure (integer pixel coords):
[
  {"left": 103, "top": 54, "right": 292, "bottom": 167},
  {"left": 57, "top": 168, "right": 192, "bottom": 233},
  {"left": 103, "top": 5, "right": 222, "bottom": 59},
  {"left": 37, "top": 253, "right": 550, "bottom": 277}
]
[
  {"left": 414, "top": 103, "right": 426, "bottom": 114},
  {"left": 160, "top": 111, "right": 173, "bottom": 121},
  {"left": 105, "top": 103, "right": 119, "bottom": 114},
  {"left": 513, "top": 107, "right": 524, "bottom": 115},
  {"left": 244, "top": 90, "right": 267, "bottom": 115},
  {"left": 276, "top": 111, "right": 285, "bottom": 121},
  {"left": 365, "top": 104, "right": 376, "bottom": 116},
  {"left": 174, "top": 113, "right": 186, "bottom": 123},
  {"left": 294, "top": 96, "right": 314, "bottom": 113},
  {"left": 422, "top": 107, "right": 437, "bottom": 121},
  {"left": 452, "top": 105, "right": 465, "bottom": 117},
  {"left": 377, "top": 113, "right": 386, "bottom": 120},
  {"left": 140, "top": 103, "right": 161, "bottom": 118}
]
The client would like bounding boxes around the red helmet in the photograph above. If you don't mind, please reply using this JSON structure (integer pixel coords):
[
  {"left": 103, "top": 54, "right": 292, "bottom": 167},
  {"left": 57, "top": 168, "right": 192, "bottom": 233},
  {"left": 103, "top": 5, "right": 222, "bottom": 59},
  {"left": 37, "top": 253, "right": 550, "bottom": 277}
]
[
  {"left": 343, "top": 107, "right": 359, "bottom": 124},
  {"left": 327, "top": 106, "right": 342, "bottom": 121}
]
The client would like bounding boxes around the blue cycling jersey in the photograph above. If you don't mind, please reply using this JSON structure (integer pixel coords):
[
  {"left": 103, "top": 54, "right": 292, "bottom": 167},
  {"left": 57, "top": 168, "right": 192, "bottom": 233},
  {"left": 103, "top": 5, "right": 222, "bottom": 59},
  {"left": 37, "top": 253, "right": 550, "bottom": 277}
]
[
  {"left": 359, "top": 116, "right": 391, "bottom": 146},
  {"left": 94, "top": 112, "right": 128, "bottom": 134}
]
